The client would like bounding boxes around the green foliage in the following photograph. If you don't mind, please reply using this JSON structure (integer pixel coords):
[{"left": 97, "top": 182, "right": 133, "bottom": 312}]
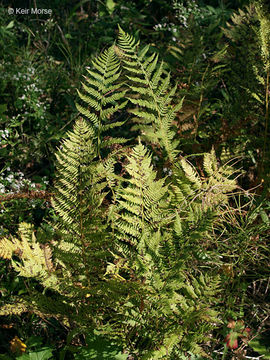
[
  {"left": 1, "top": 20, "right": 269, "bottom": 360},
  {"left": 117, "top": 27, "right": 183, "bottom": 162},
  {"left": 73, "top": 332, "right": 128, "bottom": 360},
  {"left": 0, "top": 119, "right": 124, "bottom": 333},
  {"left": 0, "top": 223, "right": 52, "bottom": 274},
  {"left": 107, "top": 143, "right": 224, "bottom": 358},
  {"left": 255, "top": 0, "right": 270, "bottom": 69},
  {"left": 0, "top": 35, "right": 227, "bottom": 355},
  {"left": 249, "top": 334, "right": 270, "bottom": 359},
  {"left": 110, "top": 141, "right": 168, "bottom": 256},
  {"left": 76, "top": 46, "right": 128, "bottom": 156},
  {"left": 16, "top": 348, "right": 53, "bottom": 360},
  {"left": 52, "top": 118, "right": 105, "bottom": 239},
  {"left": 220, "top": 3, "right": 270, "bottom": 177}
]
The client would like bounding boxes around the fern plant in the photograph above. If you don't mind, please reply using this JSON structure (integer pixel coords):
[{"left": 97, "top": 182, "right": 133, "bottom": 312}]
[
  {"left": 0, "top": 119, "right": 127, "bottom": 331},
  {"left": 107, "top": 143, "right": 232, "bottom": 358},
  {"left": 0, "top": 28, "right": 256, "bottom": 359},
  {"left": 254, "top": 0, "right": 270, "bottom": 169},
  {"left": 222, "top": 4, "right": 270, "bottom": 176}
]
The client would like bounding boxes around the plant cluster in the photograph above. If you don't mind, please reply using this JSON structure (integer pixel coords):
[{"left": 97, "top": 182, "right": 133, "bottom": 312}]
[
  {"left": 0, "top": 0, "right": 270, "bottom": 358},
  {"left": 0, "top": 27, "right": 269, "bottom": 359}
]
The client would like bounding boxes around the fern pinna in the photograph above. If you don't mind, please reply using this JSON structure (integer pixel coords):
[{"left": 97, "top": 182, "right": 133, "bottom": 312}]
[{"left": 116, "top": 26, "right": 183, "bottom": 162}]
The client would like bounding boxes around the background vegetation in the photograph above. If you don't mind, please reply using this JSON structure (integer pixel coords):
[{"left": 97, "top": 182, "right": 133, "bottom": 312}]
[{"left": 0, "top": 0, "right": 269, "bottom": 359}]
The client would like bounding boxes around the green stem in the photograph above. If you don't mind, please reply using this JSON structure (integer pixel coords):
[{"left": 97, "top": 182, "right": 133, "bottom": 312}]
[
  {"left": 79, "top": 159, "right": 91, "bottom": 288},
  {"left": 262, "top": 68, "right": 269, "bottom": 169},
  {"left": 221, "top": 344, "right": 228, "bottom": 360},
  {"left": 195, "top": 63, "right": 209, "bottom": 139}
]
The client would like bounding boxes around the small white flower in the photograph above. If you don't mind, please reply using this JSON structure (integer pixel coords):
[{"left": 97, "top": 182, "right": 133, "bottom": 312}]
[
  {"left": 6, "top": 175, "right": 13, "bottom": 182},
  {"left": 13, "top": 183, "right": 20, "bottom": 190}
]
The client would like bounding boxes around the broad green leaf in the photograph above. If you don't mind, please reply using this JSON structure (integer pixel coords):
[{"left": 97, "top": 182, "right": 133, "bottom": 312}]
[{"left": 16, "top": 348, "right": 53, "bottom": 360}]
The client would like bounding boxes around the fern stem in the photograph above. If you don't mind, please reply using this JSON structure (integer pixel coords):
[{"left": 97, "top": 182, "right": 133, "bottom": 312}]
[
  {"left": 262, "top": 68, "right": 269, "bottom": 169},
  {"left": 195, "top": 63, "right": 209, "bottom": 139},
  {"left": 187, "top": 58, "right": 196, "bottom": 88},
  {"left": 221, "top": 345, "right": 228, "bottom": 360},
  {"left": 97, "top": 120, "right": 101, "bottom": 160},
  {"left": 79, "top": 163, "right": 91, "bottom": 287}
]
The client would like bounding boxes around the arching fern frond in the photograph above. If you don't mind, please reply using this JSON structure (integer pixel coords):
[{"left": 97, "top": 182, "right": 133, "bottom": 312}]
[
  {"left": 51, "top": 118, "right": 111, "bottom": 290},
  {"left": 111, "top": 141, "right": 169, "bottom": 263},
  {"left": 116, "top": 27, "right": 183, "bottom": 162},
  {"left": 52, "top": 118, "right": 97, "bottom": 236},
  {"left": 76, "top": 45, "right": 128, "bottom": 157}
]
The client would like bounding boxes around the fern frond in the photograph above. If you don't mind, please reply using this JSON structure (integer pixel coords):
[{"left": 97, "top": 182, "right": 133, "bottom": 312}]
[
  {"left": 117, "top": 27, "right": 183, "bottom": 162},
  {"left": 111, "top": 142, "right": 169, "bottom": 263},
  {"left": 50, "top": 117, "right": 116, "bottom": 305},
  {"left": 76, "top": 45, "right": 128, "bottom": 155},
  {"left": 0, "top": 223, "right": 58, "bottom": 289},
  {"left": 172, "top": 149, "right": 238, "bottom": 212},
  {"left": 0, "top": 300, "right": 29, "bottom": 316}
]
